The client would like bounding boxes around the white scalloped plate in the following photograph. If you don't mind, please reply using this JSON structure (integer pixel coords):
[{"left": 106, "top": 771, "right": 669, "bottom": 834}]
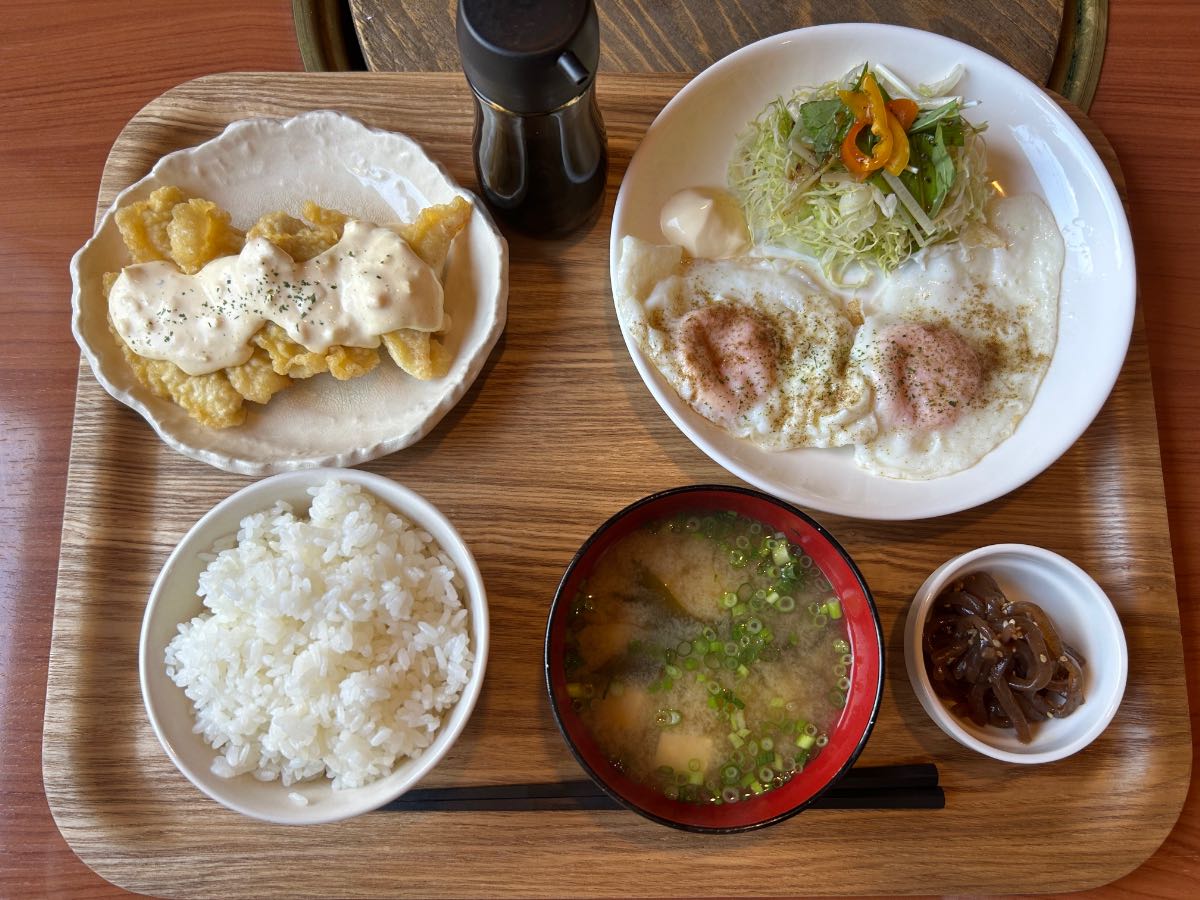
[
  {"left": 610, "top": 25, "right": 1134, "bottom": 520},
  {"left": 71, "top": 110, "right": 508, "bottom": 474}
]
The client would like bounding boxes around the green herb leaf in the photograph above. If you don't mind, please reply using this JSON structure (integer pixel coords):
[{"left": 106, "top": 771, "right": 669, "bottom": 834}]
[
  {"left": 909, "top": 99, "right": 960, "bottom": 134},
  {"left": 899, "top": 123, "right": 957, "bottom": 217},
  {"left": 798, "top": 99, "right": 851, "bottom": 157}
]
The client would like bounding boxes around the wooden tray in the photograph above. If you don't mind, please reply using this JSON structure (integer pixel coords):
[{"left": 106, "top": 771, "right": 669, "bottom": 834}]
[{"left": 45, "top": 73, "right": 1190, "bottom": 897}]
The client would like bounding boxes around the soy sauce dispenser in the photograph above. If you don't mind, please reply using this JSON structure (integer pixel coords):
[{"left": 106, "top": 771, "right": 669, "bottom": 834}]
[{"left": 457, "top": 0, "right": 607, "bottom": 236}]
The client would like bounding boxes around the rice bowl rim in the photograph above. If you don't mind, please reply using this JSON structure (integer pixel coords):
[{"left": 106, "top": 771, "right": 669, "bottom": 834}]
[{"left": 138, "top": 467, "right": 489, "bottom": 825}]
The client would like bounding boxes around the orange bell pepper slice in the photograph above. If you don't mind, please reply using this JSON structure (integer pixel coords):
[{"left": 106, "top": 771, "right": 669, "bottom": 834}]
[
  {"left": 886, "top": 98, "right": 919, "bottom": 131},
  {"left": 838, "top": 75, "right": 918, "bottom": 179},
  {"left": 884, "top": 116, "right": 910, "bottom": 175}
]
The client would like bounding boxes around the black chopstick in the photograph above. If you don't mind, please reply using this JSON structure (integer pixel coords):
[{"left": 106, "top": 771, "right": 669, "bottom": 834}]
[{"left": 381, "top": 764, "right": 943, "bottom": 813}]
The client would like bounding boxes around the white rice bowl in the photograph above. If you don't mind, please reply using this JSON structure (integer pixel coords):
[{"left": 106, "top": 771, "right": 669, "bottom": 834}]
[
  {"left": 140, "top": 468, "right": 487, "bottom": 824},
  {"left": 165, "top": 480, "right": 473, "bottom": 790}
]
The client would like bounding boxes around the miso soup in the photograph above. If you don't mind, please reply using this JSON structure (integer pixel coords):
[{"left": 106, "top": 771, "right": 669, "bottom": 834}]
[{"left": 563, "top": 510, "right": 851, "bottom": 805}]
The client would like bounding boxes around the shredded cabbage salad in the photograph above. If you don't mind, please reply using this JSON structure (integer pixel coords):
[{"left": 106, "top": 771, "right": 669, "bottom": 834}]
[{"left": 728, "top": 63, "right": 992, "bottom": 279}]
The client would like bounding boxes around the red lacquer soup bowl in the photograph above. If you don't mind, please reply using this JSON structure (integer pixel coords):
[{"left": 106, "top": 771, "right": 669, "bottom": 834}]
[{"left": 545, "top": 485, "right": 884, "bottom": 832}]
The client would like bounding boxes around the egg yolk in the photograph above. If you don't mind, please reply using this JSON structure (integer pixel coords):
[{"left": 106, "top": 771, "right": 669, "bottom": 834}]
[
  {"left": 673, "top": 303, "right": 779, "bottom": 427},
  {"left": 873, "top": 323, "right": 981, "bottom": 430}
]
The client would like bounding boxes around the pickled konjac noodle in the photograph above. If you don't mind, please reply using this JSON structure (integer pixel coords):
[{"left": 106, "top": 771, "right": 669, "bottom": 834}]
[{"left": 922, "top": 572, "right": 1086, "bottom": 743}]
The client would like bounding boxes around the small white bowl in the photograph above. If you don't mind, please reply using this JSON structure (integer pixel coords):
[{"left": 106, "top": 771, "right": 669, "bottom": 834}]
[
  {"left": 139, "top": 467, "right": 489, "bottom": 824},
  {"left": 904, "top": 544, "right": 1126, "bottom": 764}
]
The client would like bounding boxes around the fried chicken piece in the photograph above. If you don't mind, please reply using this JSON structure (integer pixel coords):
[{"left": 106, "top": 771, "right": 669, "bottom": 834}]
[
  {"left": 326, "top": 344, "right": 381, "bottom": 381},
  {"left": 252, "top": 322, "right": 329, "bottom": 379},
  {"left": 168, "top": 198, "right": 244, "bottom": 274},
  {"left": 302, "top": 201, "right": 349, "bottom": 239},
  {"left": 114, "top": 185, "right": 188, "bottom": 263},
  {"left": 392, "top": 196, "right": 471, "bottom": 273},
  {"left": 246, "top": 210, "right": 338, "bottom": 262},
  {"left": 226, "top": 347, "right": 293, "bottom": 404},
  {"left": 378, "top": 197, "right": 471, "bottom": 380},
  {"left": 380, "top": 329, "right": 452, "bottom": 381},
  {"left": 109, "top": 318, "right": 246, "bottom": 429}
]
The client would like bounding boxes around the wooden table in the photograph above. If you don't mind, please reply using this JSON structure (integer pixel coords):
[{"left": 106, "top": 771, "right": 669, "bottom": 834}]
[{"left": 2, "top": 1, "right": 1196, "bottom": 895}]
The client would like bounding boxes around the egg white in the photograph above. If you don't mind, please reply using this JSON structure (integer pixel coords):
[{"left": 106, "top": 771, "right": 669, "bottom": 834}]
[
  {"left": 850, "top": 194, "right": 1064, "bottom": 479},
  {"left": 615, "top": 236, "right": 876, "bottom": 451}
]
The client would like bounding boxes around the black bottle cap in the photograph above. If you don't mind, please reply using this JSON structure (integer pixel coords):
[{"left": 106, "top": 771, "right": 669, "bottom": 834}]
[{"left": 457, "top": 0, "right": 599, "bottom": 114}]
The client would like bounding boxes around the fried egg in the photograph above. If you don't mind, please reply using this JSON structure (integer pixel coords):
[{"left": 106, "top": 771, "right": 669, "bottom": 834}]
[
  {"left": 850, "top": 194, "right": 1064, "bottom": 478},
  {"left": 615, "top": 236, "right": 875, "bottom": 450}
]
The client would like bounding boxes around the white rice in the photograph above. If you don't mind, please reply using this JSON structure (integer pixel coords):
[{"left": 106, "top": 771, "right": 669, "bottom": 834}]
[{"left": 165, "top": 479, "right": 473, "bottom": 790}]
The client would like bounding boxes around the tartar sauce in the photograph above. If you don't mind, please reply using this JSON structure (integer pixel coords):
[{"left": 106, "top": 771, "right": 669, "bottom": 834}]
[
  {"left": 108, "top": 220, "right": 445, "bottom": 375},
  {"left": 659, "top": 187, "right": 750, "bottom": 259}
]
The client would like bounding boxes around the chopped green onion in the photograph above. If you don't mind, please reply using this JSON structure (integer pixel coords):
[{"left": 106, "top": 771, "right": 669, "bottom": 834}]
[
  {"left": 703, "top": 627, "right": 717, "bottom": 642},
  {"left": 720, "top": 591, "right": 738, "bottom": 609},
  {"left": 677, "top": 640, "right": 692, "bottom": 657},
  {"left": 709, "top": 639, "right": 724, "bottom": 653},
  {"left": 705, "top": 652, "right": 721, "bottom": 669},
  {"left": 688, "top": 758, "right": 702, "bottom": 772},
  {"left": 797, "top": 733, "right": 816, "bottom": 750},
  {"left": 666, "top": 664, "right": 682, "bottom": 680},
  {"left": 736, "top": 582, "right": 754, "bottom": 601},
  {"left": 759, "top": 766, "right": 775, "bottom": 782},
  {"left": 825, "top": 599, "right": 843, "bottom": 620},
  {"left": 731, "top": 603, "right": 748, "bottom": 617},
  {"left": 777, "top": 596, "right": 796, "bottom": 612},
  {"left": 841, "top": 652, "right": 853, "bottom": 665},
  {"left": 724, "top": 641, "right": 739, "bottom": 656},
  {"left": 772, "top": 544, "right": 790, "bottom": 566},
  {"left": 746, "top": 618, "right": 763, "bottom": 634},
  {"left": 751, "top": 780, "right": 765, "bottom": 795},
  {"left": 729, "top": 732, "right": 744, "bottom": 749},
  {"left": 834, "top": 638, "right": 850, "bottom": 654},
  {"left": 721, "top": 786, "right": 740, "bottom": 803},
  {"left": 760, "top": 737, "right": 775, "bottom": 751},
  {"left": 816, "top": 734, "right": 829, "bottom": 748},
  {"left": 656, "top": 708, "right": 682, "bottom": 727},
  {"left": 769, "top": 696, "right": 785, "bottom": 709},
  {"left": 736, "top": 664, "right": 749, "bottom": 678},
  {"left": 688, "top": 771, "right": 704, "bottom": 785},
  {"left": 722, "top": 764, "right": 740, "bottom": 782},
  {"left": 805, "top": 722, "right": 818, "bottom": 737},
  {"left": 684, "top": 657, "right": 699, "bottom": 671}
]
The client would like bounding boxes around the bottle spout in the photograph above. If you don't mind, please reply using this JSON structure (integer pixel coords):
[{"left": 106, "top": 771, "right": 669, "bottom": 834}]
[{"left": 557, "top": 50, "right": 590, "bottom": 85}]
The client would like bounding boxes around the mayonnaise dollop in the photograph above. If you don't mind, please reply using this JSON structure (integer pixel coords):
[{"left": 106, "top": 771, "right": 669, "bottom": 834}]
[
  {"left": 108, "top": 221, "right": 444, "bottom": 375},
  {"left": 659, "top": 187, "right": 751, "bottom": 259}
]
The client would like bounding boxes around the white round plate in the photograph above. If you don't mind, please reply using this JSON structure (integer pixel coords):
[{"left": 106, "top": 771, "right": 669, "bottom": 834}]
[
  {"left": 610, "top": 24, "right": 1134, "bottom": 520},
  {"left": 72, "top": 110, "right": 508, "bottom": 475}
]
